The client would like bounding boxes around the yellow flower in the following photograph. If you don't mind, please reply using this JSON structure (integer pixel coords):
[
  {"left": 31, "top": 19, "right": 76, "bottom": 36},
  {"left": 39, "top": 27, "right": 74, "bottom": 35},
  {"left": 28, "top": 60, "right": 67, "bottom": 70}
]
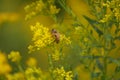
[
  {"left": 50, "top": 5, "right": 60, "bottom": 14},
  {"left": 24, "top": 0, "right": 45, "bottom": 20},
  {"left": 28, "top": 22, "right": 54, "bottom": 53},
  {"left": 28, "top": 22, "right": 71, "bottom": 53},
  {"left": 25, "top": 67, "right": 46, "bottom": 80},
  {"left": 6, "top": 72, "right": 25, "bottom": 80},
  {"left": 35, "top": 0, "right": 45, "bottom": 12},
  {"left": 60, "top": 34, "right": 71, "bottom": 45},
  {"left": 0, "top": 52, "right": 12, "bottom": 75},
  {"left": 8, "top": 51, "right": 21, "bottom": 62},
  {"left": 24, "top": 5, "right": 31, "bottom": 12},
  {"left": 25, "top": 11, "right": 36, "bottom": 20},
  {"left": 74, "top": 26, "right": 82, "bottom": 34},
  {"left": 65, "top": 71, "right": 73, "bottom": 80},
  {"left": 101, "top": 48, "right": 105, "bottom": 56},
  {"left": 53, "top": 67, "right": 73, "bottom": 80},
  {"left": 48, "top": 0, "right": 54, "bottom": 3},
  {"left": 26, "top": 57, "right": 37, "bottom": 67},
  {"left": 84, "top": 37, "right": 88, "bottom": 42},
  {"left": 28, "top": 45, "right": 35, "bottom": 53},
  {"left": 52, "top": 49, "right": 60, "bottom": 61},
  {"left": 101, "top": 0, "right": 120, "bottom": 22},
  {"left": 99, "top": 14, "right": 111, "bottom": 23}
]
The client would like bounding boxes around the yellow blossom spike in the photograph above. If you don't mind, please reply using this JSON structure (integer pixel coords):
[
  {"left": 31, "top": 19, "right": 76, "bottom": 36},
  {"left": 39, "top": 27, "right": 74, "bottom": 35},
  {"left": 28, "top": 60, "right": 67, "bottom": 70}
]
[{"left": 8, "top": 51, "right": 21, "bottom": 62}]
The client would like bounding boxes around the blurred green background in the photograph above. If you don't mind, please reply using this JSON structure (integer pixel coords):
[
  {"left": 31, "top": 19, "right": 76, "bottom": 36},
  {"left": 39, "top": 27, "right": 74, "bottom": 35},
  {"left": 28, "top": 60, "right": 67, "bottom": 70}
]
[
  {"left": 0, "top": 0, "right": 66, "bottom": 70},
  {"left": 0, "top": 0, "right": 31, "bottom": 52},
  {"left": 0, "top": 0, "right": 120, "bottom": 80},
  {"left": 0, "top": 0, "right": 93, "bottom": 75},
  {"left": 0, "top": 0, "right": 89, "bottom": 70}
]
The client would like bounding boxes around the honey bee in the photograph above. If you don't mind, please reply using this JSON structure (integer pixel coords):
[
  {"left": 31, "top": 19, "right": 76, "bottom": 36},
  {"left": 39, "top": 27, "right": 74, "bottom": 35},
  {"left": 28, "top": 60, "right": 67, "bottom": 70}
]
[{"left": 51, "top": 29, "right": 60, "bottom": 43}]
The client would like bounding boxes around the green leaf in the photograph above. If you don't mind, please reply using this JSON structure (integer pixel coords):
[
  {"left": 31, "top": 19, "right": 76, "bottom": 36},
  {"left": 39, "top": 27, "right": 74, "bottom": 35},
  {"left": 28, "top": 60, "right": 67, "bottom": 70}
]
[
  {"left": 104, "top": 33, "right": 112, "bottom": 41},
  {"left": 0, "top": 75, "right": 6, "bottom": 80},
  {"left": 96, "top": 59, "right": 104, "bottom": 71},
  {"left": 54, "top": 0, "right": 66, "bottom": 24},
  {"left": 108, "top": 57, "right": 120, "bottom": 66},
  {"left": 56, "top": 9, "right": 65, "bottom": 24},
  {"left": 73, "top": 72, "right": 79, "bottom": 80},
  {"left": 114, "top": 36, "right": 120, "bottom": 40},
  {"left": 115, "top": 66, "right": 120, "bottom": 73},
  {"left": 115, "top": 29, "right": 120, "bottom": 34},
  {"left": 83, "top": 15, "right": 99, "bottom": 24},
  {"left": 92, "top": 72, "right": 101, "bottom": 78},
  {"left": 79, "top": 55, "right": 102, "bottom": 60},
  {"left": 72, "top": 23, "right": 81, "bottom": 27},
  {"left": 83, "top": 15, "right": 103, "bottom": 36}
]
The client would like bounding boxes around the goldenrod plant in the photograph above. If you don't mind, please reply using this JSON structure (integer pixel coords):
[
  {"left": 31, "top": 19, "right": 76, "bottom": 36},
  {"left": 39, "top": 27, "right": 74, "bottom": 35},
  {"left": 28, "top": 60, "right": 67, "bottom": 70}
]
[{"left": 0, "top": 0, "right": 120, "bottom": 80}]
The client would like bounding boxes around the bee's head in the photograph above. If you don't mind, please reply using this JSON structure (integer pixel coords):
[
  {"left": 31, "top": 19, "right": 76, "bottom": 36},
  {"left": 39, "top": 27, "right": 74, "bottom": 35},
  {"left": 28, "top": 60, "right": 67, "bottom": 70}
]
[{"left": 51, "top": 29, "right": 57, "bottom": 33}]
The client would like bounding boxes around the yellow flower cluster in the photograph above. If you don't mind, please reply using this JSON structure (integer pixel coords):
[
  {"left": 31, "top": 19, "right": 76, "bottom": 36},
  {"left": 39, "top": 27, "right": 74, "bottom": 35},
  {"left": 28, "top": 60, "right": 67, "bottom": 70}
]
[
  {"left": 50, "top": 5, "right": 60, "bottom": 15},
  {"left": 24, "top": 0, "right": 45, "bottom": 20},
  {"left": 35, "top": 0, "right": 45, "bottom": 12},
  {"left": 53, "top": 67, "right": 73, "bottom": 80},
  {"left": 51, "top": 34, "right": 71, "bottom": 61},
  {"left": 26, "top": 57, "right": 37, "bottom": 67},
  {"left": 99, "top": 14, "right": 111, "bottom": 23},
  {"left": 60, "top": 34, "right": 71, "bottom": 45},
  {"left": 28, "top": 22, "right": 71, "bottom": 53},
  {"left": 24, "top": 0, "right": 60, "bottom": 20},
  {"left": 48, "top": 0, "right": 54, "bottom": 4},
  {"left": 25, "top": 67, "right": 46, "bottom": 80},
  {"left": 6, "top": 72, "right": 25, "bottom": 80},
  {"left": 28, "top": 22, "right": 54, "bottom": 53},
  {"left": 74, "top": 26, "right": 85, "bottom": 34},
  {"left": 0, "top": 52, "right": 12, "bottom": 75},
  {"left": 8, "top": 51, "right": 21, "bottom": 62},
  {"left": 52, "top": 49, "right": 60, "bottom": 61},
  {"left": 100, "top": 0, "right": 120, "bottom": 23}
]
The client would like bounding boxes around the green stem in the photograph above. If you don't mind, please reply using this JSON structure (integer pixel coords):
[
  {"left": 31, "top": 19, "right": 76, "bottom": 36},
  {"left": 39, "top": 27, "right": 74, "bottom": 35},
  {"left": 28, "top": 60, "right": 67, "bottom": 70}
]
[
  {"left": 17, "top": 62, "right": 27, "bottom": 80},
  {"left": 18, "top": 64, "right": 24, "bottom": 73},
  {"left": 16, "top": 61, "right": 24, "bottom": 74},
  {"left": 102, "top": 22, "right": 108, "bottom": 80},
  {"left": 47, "top": 51, "right": 55, "bottom": 80},
  {"left": 58, "top": 0, "right": 76, "bottom": 20},
  {"left": 102, "top": 56, "right": 107, "bottom": 80}
]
